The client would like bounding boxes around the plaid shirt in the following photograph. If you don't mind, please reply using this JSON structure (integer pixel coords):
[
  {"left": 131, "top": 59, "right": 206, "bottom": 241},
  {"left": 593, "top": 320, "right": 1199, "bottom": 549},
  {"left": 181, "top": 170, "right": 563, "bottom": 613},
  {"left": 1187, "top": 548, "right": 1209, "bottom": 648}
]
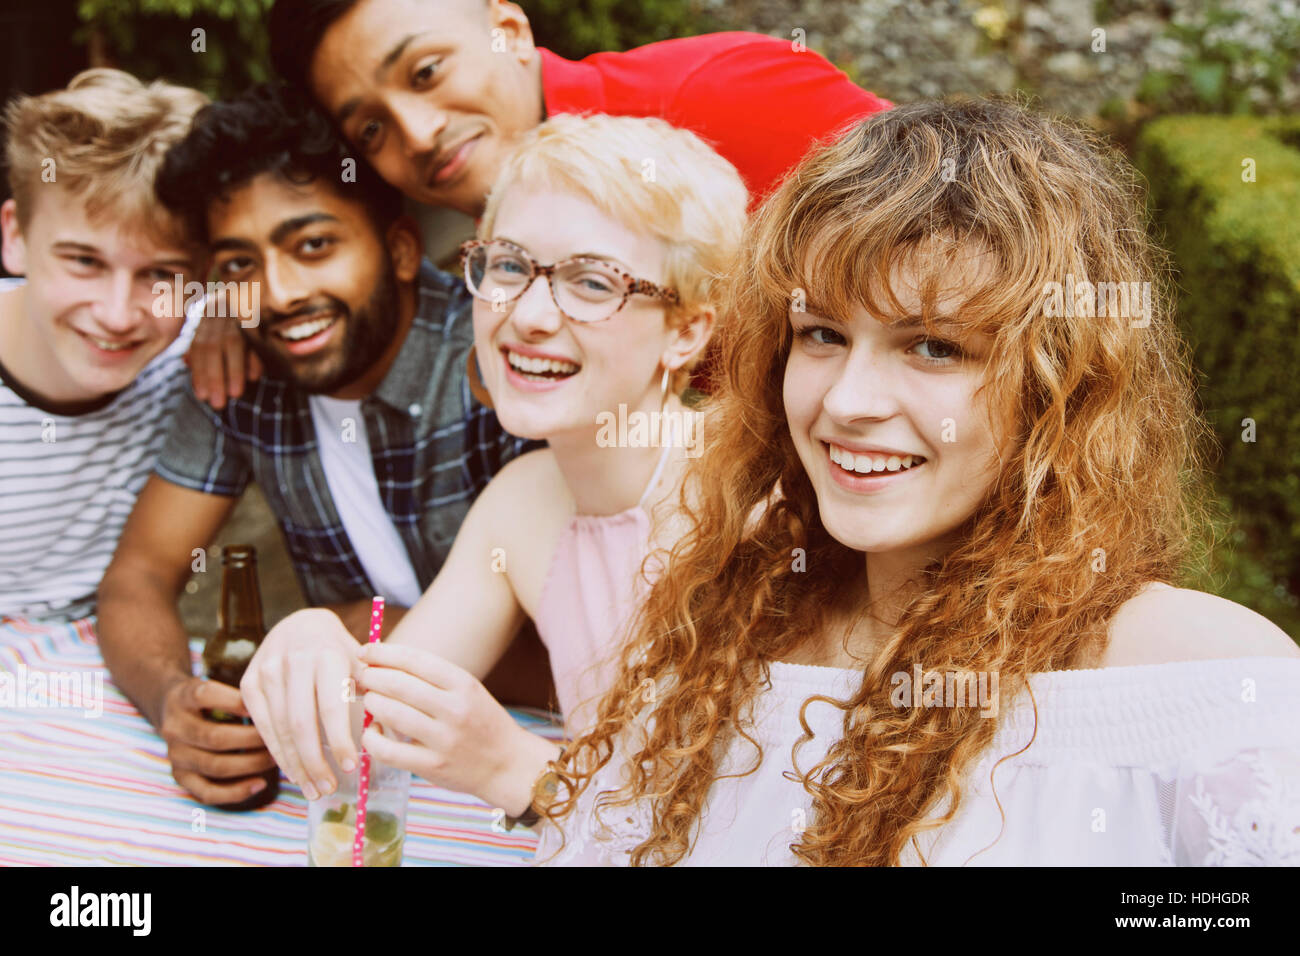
[{"left": 155, "top": 260, "right": 534, "bottom": 606}]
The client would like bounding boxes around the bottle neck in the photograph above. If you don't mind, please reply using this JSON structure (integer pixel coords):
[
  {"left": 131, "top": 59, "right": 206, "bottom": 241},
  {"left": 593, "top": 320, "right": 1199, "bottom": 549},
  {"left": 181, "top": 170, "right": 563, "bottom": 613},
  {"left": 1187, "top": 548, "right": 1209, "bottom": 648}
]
[{"left": 219, "top": 562, "right": 265, "bottom": 637}]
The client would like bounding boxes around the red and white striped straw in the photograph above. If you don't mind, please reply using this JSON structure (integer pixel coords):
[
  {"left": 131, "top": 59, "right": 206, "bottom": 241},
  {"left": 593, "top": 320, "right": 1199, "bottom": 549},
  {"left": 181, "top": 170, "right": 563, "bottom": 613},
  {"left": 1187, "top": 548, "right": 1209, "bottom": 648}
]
[{"left": 353, "top": 595, "right": 384, "bottom": 867}]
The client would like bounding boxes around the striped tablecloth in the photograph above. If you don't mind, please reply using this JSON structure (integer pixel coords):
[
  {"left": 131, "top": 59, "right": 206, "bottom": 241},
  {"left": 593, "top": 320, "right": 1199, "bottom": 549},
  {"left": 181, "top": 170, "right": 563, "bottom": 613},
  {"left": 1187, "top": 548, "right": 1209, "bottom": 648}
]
[{"left": 0, "top": 615, "right": 563, "bottom": 866}]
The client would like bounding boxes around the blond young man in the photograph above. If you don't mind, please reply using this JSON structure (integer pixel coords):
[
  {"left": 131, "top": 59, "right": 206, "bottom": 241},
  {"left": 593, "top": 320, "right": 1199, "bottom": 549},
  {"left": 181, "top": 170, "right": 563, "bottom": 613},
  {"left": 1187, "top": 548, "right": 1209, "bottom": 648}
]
[{"left": 0, "top": 69, "right": 207, "bottom": 624}]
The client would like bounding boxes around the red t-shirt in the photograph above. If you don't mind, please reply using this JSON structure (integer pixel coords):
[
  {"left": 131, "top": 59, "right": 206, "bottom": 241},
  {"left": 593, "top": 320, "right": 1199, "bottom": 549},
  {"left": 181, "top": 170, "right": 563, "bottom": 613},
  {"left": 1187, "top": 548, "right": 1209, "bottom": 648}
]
[{"left": 539, "top": 32, "right": 892, "bottom": 210}]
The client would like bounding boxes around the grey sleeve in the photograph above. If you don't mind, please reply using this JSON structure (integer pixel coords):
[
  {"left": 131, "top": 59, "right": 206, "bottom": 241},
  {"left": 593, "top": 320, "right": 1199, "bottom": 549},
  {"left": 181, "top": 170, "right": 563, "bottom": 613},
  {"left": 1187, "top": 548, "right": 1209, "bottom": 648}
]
[{"left": 152, "top": 386, "right": 250, "bottom": 497}]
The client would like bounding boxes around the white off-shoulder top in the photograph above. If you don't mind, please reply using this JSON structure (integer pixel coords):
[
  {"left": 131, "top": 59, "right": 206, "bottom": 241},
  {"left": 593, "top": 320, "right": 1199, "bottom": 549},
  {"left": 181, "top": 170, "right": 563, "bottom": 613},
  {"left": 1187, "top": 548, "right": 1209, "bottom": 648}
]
[{"left": 534, "top": 657, "right": 1300, "bottom": 866}]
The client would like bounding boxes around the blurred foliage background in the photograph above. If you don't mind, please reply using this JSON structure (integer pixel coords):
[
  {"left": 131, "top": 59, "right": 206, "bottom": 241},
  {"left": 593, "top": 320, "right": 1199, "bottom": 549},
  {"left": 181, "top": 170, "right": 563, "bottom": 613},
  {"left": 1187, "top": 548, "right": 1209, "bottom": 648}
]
[
  {"left": 6, "top": 0, "right": 1298, "bottom": 637},
  {"left": 75, "top": 0, "right": 276, "bottom": 97}
]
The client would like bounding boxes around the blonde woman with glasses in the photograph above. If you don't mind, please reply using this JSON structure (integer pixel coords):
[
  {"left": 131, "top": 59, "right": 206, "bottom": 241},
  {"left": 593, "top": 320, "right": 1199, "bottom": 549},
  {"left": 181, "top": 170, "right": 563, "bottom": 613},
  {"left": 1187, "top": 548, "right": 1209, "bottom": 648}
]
[{"left": 241, "top": 113, "right": 747, "bottom": 829}]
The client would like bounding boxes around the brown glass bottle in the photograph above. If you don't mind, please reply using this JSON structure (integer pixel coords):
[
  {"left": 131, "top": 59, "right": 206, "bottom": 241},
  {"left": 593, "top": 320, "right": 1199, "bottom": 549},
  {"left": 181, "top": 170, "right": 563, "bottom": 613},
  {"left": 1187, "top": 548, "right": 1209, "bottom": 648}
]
[{"left": 201, "top": 545, "right": 280, "bottom": 811}]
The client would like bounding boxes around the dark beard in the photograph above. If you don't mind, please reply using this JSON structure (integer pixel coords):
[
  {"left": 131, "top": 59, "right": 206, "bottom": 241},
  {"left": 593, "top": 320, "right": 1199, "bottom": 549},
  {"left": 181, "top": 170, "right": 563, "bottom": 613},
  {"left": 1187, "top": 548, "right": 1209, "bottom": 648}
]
[{"left": 246, "top": 261, "right": 401, "bottom": 395}]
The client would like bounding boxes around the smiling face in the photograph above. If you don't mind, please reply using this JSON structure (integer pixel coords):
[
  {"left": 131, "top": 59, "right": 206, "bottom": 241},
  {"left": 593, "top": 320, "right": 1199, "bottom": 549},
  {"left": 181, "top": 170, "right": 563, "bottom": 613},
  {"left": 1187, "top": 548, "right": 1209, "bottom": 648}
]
[
  {"left": 207, "top": 172, "right": 411, "bottom": 396},
  {"left": 0, "top": 188, "right": 198, "bottom": 403},
  {"left": 783, "top": 246, "right": 1015, "bottom": 562},
  {"left": 309, "top": 0, "right": 543, "bottom": 217},
  {"left": 472, "top": 185, "right": 687, "bottom": 442}
]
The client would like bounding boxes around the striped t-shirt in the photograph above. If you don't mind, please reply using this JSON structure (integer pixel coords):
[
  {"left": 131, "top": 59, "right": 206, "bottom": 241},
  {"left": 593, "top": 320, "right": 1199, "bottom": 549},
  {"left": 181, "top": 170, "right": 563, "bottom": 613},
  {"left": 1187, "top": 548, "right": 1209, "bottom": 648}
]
[{"left": 0, "top": 278, "right": 194, "bottom": 623}]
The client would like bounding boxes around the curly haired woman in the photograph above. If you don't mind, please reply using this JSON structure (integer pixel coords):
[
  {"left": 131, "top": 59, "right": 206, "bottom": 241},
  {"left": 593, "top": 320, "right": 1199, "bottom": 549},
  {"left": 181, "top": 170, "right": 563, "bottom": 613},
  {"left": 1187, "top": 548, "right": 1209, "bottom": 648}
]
[{"left": 537, "top": 99, "right": 1300, "bottom": 866}]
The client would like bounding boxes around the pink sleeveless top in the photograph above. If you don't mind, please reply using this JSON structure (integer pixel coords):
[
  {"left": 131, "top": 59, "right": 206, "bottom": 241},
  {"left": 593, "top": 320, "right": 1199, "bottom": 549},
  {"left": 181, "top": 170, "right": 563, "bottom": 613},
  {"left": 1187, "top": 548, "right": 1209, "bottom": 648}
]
[{"left": 534, "top": 445, "right": 673, "bottom": 734}]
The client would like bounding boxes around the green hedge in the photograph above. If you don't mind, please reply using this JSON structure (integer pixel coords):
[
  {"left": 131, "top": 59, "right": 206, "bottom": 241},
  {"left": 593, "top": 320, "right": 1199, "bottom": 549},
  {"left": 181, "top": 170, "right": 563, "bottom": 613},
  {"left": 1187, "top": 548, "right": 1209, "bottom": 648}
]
[
  {"left": 522, "top": 0, "right": 715, "bottom": 62},
  {"left": 1136, "top": 115, "right": 1300, "bottom": 638},
  {"left": 77, "top": 0, "right": 276, "bottom": 100}
]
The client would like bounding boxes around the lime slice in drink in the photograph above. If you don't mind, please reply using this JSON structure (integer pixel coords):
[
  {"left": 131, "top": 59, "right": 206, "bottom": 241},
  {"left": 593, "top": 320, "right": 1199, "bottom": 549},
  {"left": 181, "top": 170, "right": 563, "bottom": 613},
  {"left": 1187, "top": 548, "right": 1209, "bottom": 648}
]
[
  {"left": 321, "top": 802, "right": 351, "bottom": 825},
  {"left": 364, "top": 810, "right": 397, "bottom": 844},
  {"left": 362, "top": 811, "right": 402, "bottom": 867}
]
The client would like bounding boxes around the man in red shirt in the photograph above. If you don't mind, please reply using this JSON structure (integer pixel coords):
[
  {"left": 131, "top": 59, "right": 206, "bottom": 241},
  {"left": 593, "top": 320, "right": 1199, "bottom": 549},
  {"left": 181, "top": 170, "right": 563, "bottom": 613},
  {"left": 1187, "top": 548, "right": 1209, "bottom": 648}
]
[{"left": 267, "top": 0, "right": 892, "bottom": 217}]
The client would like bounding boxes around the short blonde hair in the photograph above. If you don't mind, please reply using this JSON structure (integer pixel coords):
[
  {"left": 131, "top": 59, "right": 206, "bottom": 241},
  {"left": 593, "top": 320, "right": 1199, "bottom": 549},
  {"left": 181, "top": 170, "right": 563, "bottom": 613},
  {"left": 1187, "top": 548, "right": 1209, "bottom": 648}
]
[
  {"left": 4, "top": 68, "right": 208, "bottom": 246},
  {"left": 479, "top": 113, "right": 749, "bottom": 393}
]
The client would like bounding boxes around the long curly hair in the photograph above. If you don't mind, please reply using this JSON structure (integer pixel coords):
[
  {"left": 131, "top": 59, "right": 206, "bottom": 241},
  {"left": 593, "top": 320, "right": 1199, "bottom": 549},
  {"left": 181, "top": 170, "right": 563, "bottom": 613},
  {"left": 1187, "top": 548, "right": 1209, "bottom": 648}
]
[{"left": 544, "top": 98, "right": 1216, "bottom": 866}]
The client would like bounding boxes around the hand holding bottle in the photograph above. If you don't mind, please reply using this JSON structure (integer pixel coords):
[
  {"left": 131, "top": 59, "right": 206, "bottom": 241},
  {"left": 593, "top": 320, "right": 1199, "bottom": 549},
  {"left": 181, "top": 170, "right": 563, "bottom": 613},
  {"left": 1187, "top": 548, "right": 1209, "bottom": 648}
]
[{"left": 158, "top": 675, "right": 277, "bottom": 807}]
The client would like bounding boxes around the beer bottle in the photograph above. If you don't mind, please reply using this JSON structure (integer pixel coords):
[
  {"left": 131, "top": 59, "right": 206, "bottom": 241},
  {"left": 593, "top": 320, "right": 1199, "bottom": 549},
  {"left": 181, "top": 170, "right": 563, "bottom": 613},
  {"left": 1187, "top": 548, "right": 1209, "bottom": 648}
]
[{"left": 201, "top": 544, "right": 280, "bottom": 810}]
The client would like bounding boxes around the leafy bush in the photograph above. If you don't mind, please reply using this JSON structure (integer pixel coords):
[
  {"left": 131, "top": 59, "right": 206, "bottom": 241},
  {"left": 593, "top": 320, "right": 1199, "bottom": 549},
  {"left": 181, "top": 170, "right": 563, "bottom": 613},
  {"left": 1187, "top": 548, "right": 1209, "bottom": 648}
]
[
  {"left": 522, "top": 0, "right": 716, "bottom": 61},
  {"left": 1137, "top": 0, "right": 1300, "bottom": 114},
  {"left": 1136, "top": 114, "right": 1300, "bottom": 637},
  {"left": 77, "top": 0, "right": 275, "bottom": 99}
]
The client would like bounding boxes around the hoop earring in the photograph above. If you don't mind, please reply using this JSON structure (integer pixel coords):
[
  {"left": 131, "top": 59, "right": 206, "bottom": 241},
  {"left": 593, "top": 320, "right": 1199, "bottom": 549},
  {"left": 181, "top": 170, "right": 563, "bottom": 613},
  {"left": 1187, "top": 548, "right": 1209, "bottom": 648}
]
[
  {"left": 467, "top": 346, "right": 494, "bottom": 410},
  {"left": 660, "top": 366, "right": 671, "bottom": 413}
]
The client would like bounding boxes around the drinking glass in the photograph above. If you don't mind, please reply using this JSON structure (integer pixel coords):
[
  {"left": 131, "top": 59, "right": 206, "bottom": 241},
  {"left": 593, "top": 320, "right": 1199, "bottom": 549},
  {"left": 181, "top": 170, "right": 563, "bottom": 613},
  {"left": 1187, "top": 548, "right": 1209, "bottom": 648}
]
[{"left": 306, "top": 734, "right": 410, "bottom": 867}]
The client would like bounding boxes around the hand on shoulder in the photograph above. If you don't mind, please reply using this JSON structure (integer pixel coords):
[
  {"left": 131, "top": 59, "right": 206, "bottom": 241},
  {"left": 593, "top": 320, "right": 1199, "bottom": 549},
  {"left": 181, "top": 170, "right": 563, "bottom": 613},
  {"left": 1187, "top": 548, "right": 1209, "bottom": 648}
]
[{"left": 1102, "top": 582, "right": 1300, "bottom": 667}]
